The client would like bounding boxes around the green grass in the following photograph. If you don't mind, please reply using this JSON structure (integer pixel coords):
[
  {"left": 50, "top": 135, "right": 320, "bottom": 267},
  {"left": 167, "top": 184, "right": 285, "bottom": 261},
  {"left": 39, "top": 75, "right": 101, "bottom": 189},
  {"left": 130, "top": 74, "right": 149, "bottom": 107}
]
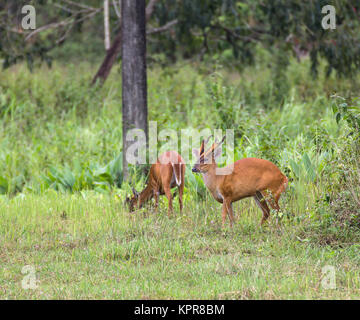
[
  {"left": 0, "top": 58, "right": 360, "bottom": 299},
  {"left": 1, "top": 191, "right": 360, "bottom": 299}
]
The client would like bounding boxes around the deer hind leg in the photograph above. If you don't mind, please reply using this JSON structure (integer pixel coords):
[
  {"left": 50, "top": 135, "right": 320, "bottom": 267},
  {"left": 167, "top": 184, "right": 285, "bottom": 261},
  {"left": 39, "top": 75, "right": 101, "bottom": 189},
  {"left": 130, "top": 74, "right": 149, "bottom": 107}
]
[
  {"left": 178, "top": 165, "right": 185, "bottom": 214},
  {"left": 272, "top": 177, "right": 288, "bottom": 211},
  {"left": 261, "top": 189, "right": 280, "bottom": 211},
  {"left": 254, "top": 191, "right": 271, "bottom": 225},
  {"left": 160, "top": 164, "right": 174, "bottom": 217},
  {"left": 272, "top": 194, "right": 281, "bottom": 211},
  {"left": 163, "top": 186, "right": 173, "bottom": 217},
  {"left": 153, "top": 189, "right": 160, "bottom": 212},
  {"left": 266, "top": 187, "right": 285, "bottom": 225},
  {"left": 178, "top": 182, "right": 184, "bottom": 214}
]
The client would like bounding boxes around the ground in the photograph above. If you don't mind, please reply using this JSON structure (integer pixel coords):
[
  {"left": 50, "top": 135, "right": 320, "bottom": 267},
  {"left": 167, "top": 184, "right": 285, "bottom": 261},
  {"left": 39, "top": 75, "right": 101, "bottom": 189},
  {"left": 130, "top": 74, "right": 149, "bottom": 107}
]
[{"left": 1, "top": 191, "right": 359, "bottom": 299}]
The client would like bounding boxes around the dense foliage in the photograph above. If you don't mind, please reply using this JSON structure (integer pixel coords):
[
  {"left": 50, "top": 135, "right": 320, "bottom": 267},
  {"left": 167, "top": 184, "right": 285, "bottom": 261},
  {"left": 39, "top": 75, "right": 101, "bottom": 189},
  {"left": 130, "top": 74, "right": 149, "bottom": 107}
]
[
  {"left": 0, "top": 56, "right": 359, "bottom": 246},
  {"left": 1, "top": 1, "right": 360, "bottom": 299},
  {"left": 1, "top": 0, "right": 360, "bottom": 80}
]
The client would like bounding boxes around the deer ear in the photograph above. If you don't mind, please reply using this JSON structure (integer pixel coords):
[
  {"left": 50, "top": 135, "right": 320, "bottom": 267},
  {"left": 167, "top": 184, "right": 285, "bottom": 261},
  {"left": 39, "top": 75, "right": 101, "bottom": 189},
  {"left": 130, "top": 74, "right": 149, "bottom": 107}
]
[
  {"left": 192, "top": 148, "right": 200, "bottom": 158},
  {"left": 220, "top": 135, "right": 225, "bottom": 145},
  {"left": 204, "top": 135, "right": 212, "bottom": 145},
  {"left": 199, "top": 140, "right": 205, "bottom": 155}
]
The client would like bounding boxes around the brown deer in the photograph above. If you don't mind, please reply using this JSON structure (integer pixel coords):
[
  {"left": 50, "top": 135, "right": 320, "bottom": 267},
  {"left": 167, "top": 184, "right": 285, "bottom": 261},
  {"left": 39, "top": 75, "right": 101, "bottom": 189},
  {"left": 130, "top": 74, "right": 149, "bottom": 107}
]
[
  {"left": 126, "top": 151, "right": 185, "bottom": 216},
  {"left": 192, "top": 137, "right": 288, "bottom": 227}
]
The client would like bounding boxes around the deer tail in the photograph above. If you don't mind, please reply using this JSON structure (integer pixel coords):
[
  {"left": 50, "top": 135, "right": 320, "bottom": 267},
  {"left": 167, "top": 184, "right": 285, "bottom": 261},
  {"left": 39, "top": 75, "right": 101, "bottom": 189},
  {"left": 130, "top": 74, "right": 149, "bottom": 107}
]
[{"left": 171, "top": 162, "right": 182, "bottom": 187}]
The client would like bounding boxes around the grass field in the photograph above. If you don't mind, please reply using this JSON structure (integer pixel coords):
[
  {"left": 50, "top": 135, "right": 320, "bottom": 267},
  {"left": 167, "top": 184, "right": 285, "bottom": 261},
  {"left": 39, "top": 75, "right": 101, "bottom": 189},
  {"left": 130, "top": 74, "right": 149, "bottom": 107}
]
[
  {"left": 1, "top": 59, "right": 360, "bottom": 299},
  {"left": 1, "top": 190, "right": 360, "bottom": 299}
]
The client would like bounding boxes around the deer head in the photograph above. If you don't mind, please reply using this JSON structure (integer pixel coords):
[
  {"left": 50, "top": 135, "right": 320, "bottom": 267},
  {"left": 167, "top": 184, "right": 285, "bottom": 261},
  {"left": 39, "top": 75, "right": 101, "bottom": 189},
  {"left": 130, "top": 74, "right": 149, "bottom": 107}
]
[
  {"left": 192, "top": 136, "right": 225, "bottom": 173},
  {"left": 125, "top": 187, "right": 140, "bottom": 212}
]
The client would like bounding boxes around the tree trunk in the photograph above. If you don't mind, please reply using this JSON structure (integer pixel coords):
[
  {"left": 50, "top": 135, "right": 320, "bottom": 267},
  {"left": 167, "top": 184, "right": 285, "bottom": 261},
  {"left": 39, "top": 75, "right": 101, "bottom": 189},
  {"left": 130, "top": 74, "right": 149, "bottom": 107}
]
[
  {"left": 121, "top": 0, "right": 148, "bottom": 181},
  {"left": 92, "top": 31, "right": 122, "bottom": 85}
]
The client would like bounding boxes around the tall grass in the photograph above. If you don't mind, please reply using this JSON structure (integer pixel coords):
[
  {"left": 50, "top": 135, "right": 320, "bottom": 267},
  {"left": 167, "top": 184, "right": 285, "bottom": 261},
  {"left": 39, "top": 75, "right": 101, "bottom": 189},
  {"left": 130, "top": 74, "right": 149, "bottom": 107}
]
[
  {"left": 1, "top": 191, "right": 360, "bottom": 299},
  {"left": 0, "top": 57, "right": 360, "bottom": 298}
]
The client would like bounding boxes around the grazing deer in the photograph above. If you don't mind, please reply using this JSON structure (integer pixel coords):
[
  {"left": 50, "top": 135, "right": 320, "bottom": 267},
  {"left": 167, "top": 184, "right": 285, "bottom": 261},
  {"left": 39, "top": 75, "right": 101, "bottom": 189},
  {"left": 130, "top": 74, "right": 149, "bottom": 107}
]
[
  {"left": 192, "top": 137, "right": 288, "bottom": 227},
  {"left": 126, "top": 151, "right": 185, "bottom": 216}
]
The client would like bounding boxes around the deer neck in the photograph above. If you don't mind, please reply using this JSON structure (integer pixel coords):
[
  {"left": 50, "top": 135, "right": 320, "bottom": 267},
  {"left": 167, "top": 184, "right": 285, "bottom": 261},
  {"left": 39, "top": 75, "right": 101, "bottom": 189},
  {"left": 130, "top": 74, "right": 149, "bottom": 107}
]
[
  {"left": 137, "top": 184, "right": 153, "bottom": 208},
  {"left": 201, "top": 164, "right": 223, "bottom": 195}
]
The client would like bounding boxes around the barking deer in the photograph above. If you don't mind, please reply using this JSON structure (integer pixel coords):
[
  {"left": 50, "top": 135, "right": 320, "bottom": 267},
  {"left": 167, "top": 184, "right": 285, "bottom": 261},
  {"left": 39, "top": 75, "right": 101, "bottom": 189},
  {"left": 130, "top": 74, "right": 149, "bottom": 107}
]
[
  {"left": 192, "top": 137, "right": 288, "bottom": 227},
  {"left": 126, "top": 151, "right": 185, "bottom": 216}
]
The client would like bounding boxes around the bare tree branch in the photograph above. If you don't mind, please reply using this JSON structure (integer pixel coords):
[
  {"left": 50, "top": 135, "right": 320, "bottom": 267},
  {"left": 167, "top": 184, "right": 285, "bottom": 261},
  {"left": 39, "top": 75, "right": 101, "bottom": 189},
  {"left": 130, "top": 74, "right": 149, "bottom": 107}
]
[
  {"left": 211, "top": 24, "right": 261, "bottom": 43},
  {"left": 147, "top": 19, "right": 178, "bottom": 35},
  {"left": 60, "top": 0, "right": 97, "bottom": 11},
  {"left": 25, "top": 8, "right": 101, "bottom": 41},
  {"left": 53, "top": 3, "right": 76, "bottom": 14},
  {"left": 55, "top": 23, "right": 74, "bottom": 45},
  {"left": 112, "top": 0, "right": 121, "bottom": 18},
  {"left": 25, "top": 20, "right": 72, "bottom": 41},
  {"left": 146, "top": 0, "right": 160, "bottom": 21},
  {"left": 92, "top": 0, "right": 161, "bottom": 85}
]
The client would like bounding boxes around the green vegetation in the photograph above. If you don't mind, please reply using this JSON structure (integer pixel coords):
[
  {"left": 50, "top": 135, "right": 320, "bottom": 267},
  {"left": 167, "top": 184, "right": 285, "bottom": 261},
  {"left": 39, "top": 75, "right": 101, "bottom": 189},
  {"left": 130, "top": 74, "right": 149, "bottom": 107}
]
[
  {"left": 1, "top": 192, "right": 360, "bottom": 299},
  {"left": 1, "top": 56, "right": 360, "bottom": 299},
  {"left": 2, "top": 1, "right": 360, "bottom": 80}
]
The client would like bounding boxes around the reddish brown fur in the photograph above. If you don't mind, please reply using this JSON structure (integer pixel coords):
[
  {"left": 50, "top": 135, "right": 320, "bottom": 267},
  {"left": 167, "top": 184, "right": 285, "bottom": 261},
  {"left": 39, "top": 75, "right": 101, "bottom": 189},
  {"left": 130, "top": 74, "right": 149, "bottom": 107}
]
[
  {"left": 193, "top": 141, "right": 288, "bottom": 227},
  {"left": 127, "top": 151, "right": 185, "bottom": 216}
]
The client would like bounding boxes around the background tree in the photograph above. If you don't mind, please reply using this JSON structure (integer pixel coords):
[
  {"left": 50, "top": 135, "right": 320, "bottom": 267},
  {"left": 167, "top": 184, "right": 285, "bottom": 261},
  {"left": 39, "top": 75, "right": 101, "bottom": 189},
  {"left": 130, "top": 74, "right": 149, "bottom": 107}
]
[
  {"left": 121, "top": 0, "right": 148, "bottom": 181},
  {"left": 1, "top": 0, "right": 359, "bottom": 83},
  {"left": 91, "top": 0, "right": 167, "bottom": 85},
  {"left": 0, "top": 0, "right": 102, "bottom": 70}
]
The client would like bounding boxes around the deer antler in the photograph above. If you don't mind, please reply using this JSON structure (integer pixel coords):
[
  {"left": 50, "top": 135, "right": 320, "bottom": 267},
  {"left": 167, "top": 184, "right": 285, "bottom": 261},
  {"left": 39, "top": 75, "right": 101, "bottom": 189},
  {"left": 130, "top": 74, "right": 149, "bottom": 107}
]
[
  {"left": 203, "top": 135, "right": 225, "bottom": 158},
  {"left": 200, "top": 135, "right": 213, "bottom": 156}
]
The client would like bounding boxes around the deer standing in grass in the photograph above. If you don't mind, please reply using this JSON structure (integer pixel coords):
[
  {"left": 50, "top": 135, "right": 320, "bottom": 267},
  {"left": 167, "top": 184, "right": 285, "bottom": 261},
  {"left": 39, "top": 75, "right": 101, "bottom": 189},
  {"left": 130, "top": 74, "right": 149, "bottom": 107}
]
[
  {"left": 126, "top": 151, "right": 185, "bottom": 216},
  {"left": 192, "top": 137, "right": 288, "bottom": 227}
]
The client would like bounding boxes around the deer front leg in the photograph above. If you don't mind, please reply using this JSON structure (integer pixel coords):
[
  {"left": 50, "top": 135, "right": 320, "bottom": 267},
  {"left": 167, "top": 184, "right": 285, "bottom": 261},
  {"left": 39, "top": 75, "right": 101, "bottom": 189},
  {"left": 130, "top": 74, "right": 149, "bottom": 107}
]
[
  {"left": 254, "top": 191, "right": 270, "bottom": 225},
  {"left": 227, "top": 202, "right": 235, "bottom": 227},
  {"left": 221, "top": 202, "right": 228, "bottom": 228}
]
